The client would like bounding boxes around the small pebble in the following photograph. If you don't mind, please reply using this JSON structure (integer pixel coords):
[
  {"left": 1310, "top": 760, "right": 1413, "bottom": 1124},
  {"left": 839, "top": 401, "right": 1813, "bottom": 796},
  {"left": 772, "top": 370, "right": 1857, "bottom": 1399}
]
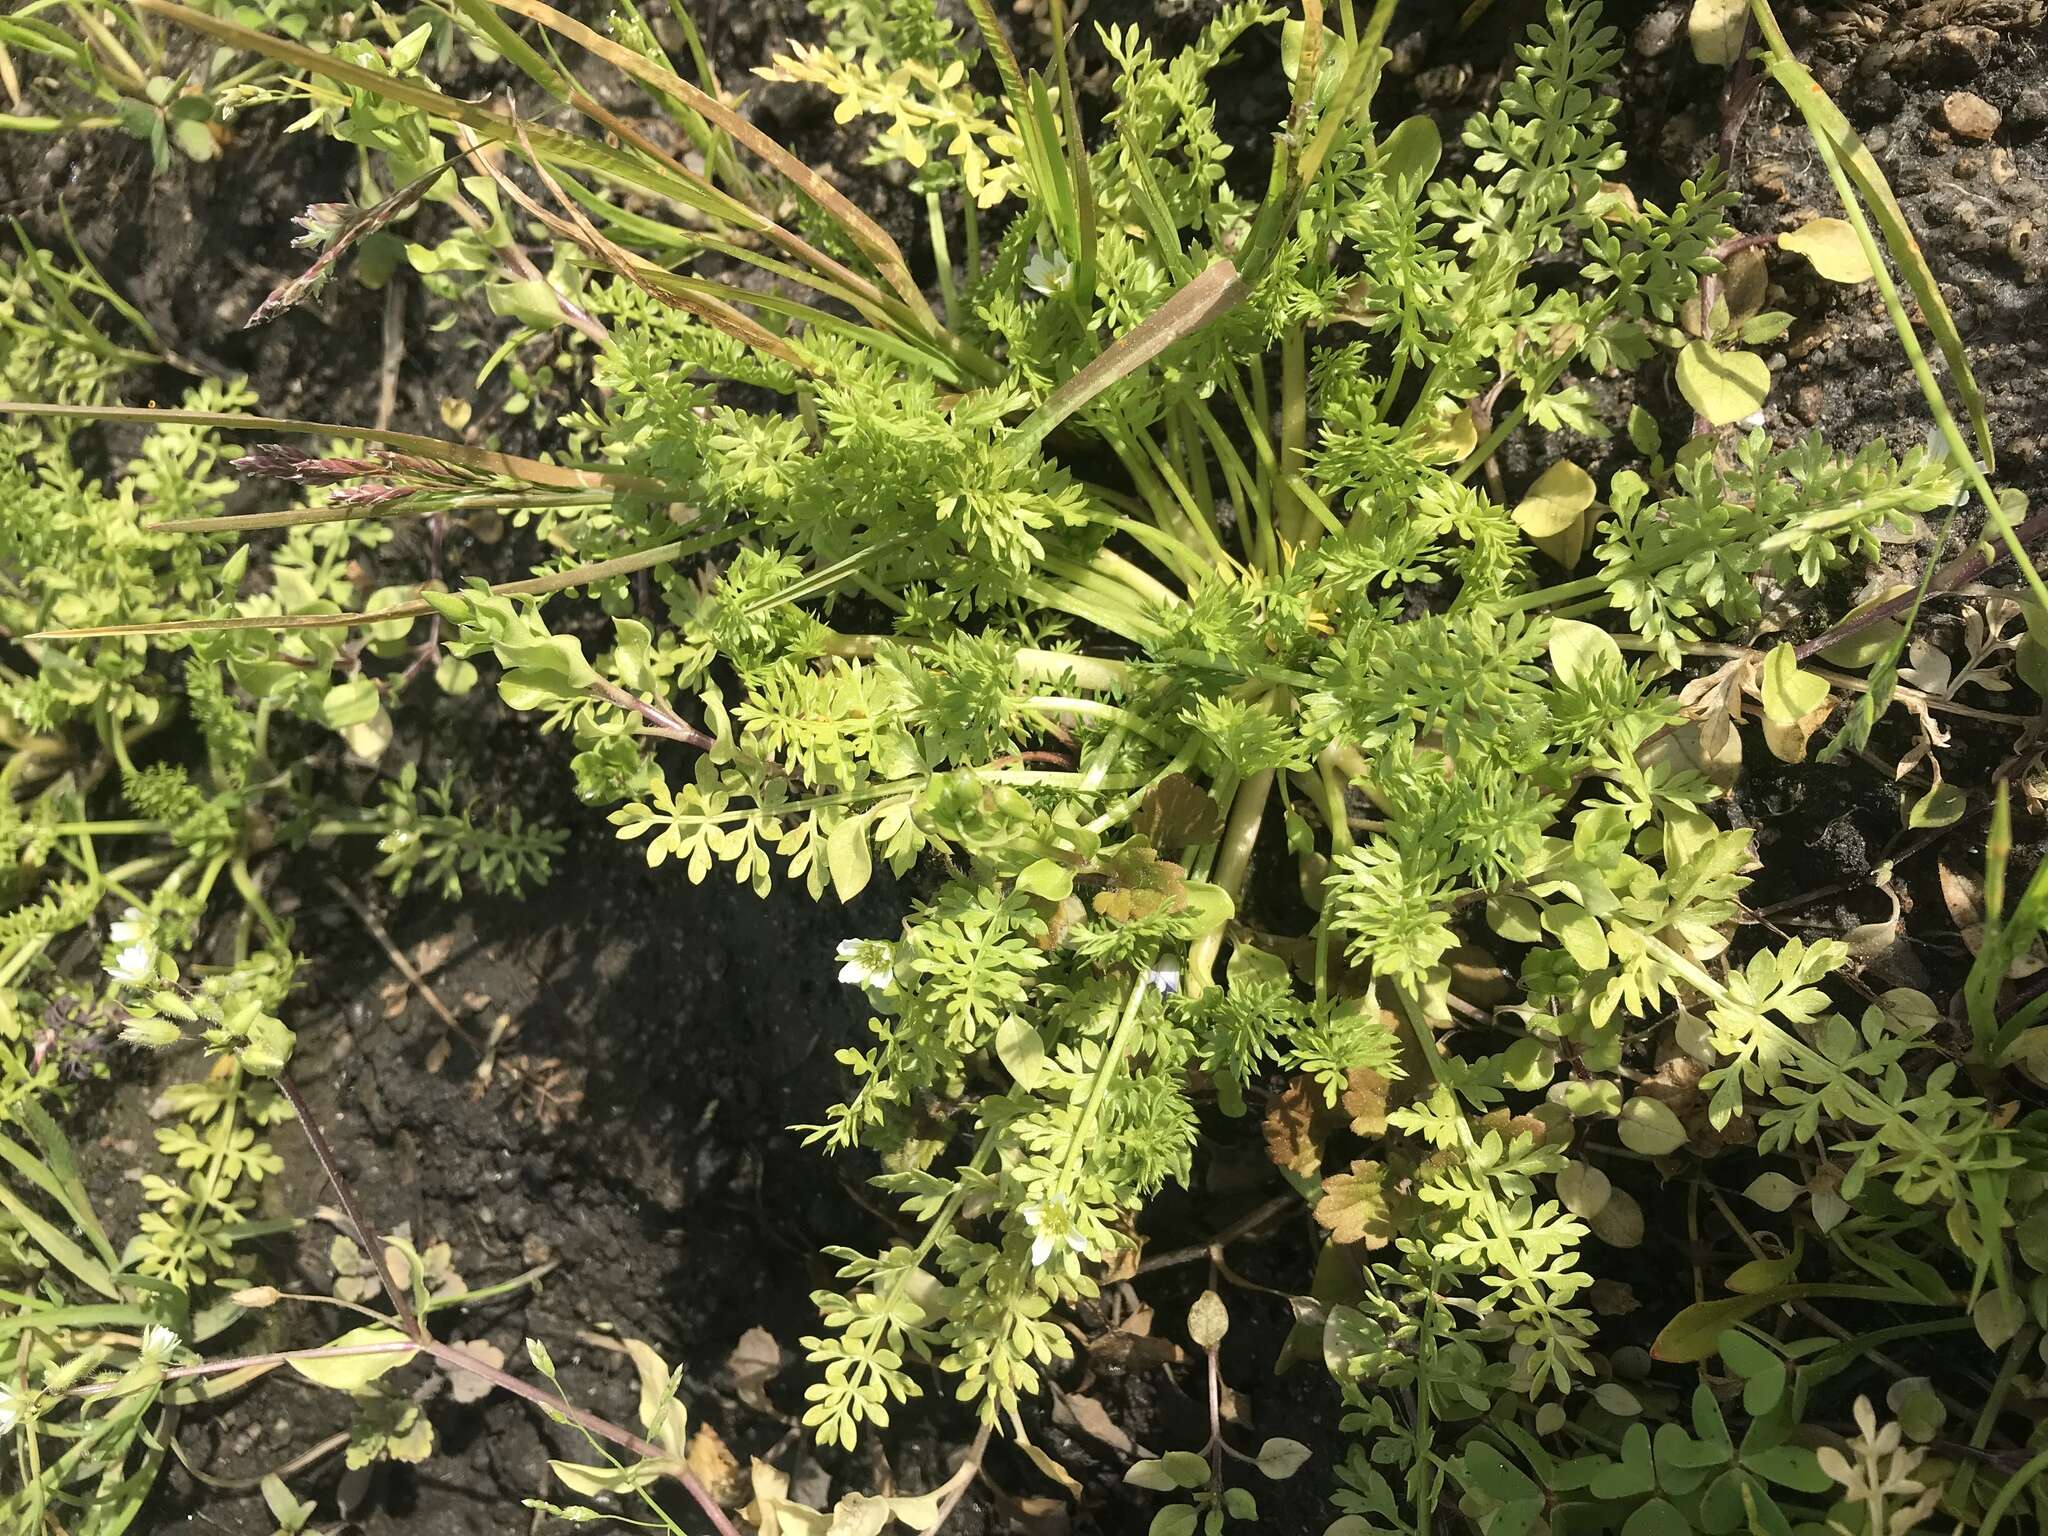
[
  {"left": 1633, "top": 6, "right": 1683, "bottom": 58},
  {"left": 1942, "top": 91, "right": 2001, "bottom": 143},
  {"left": 1413, "top": 63, "right": 1471, "bottom": 104}
]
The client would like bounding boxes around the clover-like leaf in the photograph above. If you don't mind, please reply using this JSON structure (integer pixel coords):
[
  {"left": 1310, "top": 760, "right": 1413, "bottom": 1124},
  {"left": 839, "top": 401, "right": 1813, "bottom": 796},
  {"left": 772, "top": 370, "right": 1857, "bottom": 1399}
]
[{"left": 1676, "top": 341, "right": 1771, "bottom": 426}]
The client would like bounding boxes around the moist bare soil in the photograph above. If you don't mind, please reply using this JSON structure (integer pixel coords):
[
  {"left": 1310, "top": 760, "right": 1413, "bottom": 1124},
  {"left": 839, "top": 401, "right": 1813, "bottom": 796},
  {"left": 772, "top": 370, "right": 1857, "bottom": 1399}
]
[{"left": 7, "top": 1, "right": 2048, "bottom": 1531}]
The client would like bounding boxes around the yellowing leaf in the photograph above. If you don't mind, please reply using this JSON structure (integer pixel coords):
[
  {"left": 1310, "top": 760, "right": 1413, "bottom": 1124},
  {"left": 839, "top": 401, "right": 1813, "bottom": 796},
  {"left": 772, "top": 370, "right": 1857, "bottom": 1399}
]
[
  {"left": 1411, "top": 401, "right": 1478, "bottom": 464},
  {"left": 1513, "top": 460, "right": 1597, "bottom": 538},
  {"left": 1762, "top": 644, "right": 1829, "bottom": 723},
  {"left": 1589, "top": 1186, "right": 1644, "bottom": 1248},
  {"left": 1779, "top": 217, "right": 1874, "bottom": 283},
  {"left": 1555, "top": 1160, "right": 1613, "bottom": 1219},
  {"left": 549, "top": 1457, "right": 671, "bottom": 1498},
  {"left": 1742, "top": 1172, "right": 1803, "bottom": 1212},
  {"left": 1549, "top": 619, "right": 1623, "bottom": 691},
  {"left": 1675, "top": 341, "right": 1771, "bottom": 426},
  {"left": 287, "top": 1325, "right": 415, "bottom": 1391},
  {"left": 995, "top": 1016, "right": 1048, "bottom": 1090},
  {"left": 826, "top": 817, "right": 872, "bottom": 902},
  {"left": 623, "top": 1337, "right": 688, "bottom": 1457},
  {"left": 1256, "top": 1437, "right": 1313, "bottom": 1480},
  {"left": 1187, "top": 1289, "right": 1230, "bottom": 1350}
]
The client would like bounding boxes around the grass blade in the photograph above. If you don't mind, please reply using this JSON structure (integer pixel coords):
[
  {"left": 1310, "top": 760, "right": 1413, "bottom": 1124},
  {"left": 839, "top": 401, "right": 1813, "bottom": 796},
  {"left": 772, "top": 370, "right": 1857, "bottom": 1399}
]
[
  {"left": 31, "top": 541, "right": 695, "bottom": 641},
  {"left": 1746, "top": 0, "right": 1993, "bottom": 471},
  {"left": 476, "top": 0, "right": 927, "bottom": 317},
  {"left": 1015, "top": 260, "right": 1247, "bottom": 449}
]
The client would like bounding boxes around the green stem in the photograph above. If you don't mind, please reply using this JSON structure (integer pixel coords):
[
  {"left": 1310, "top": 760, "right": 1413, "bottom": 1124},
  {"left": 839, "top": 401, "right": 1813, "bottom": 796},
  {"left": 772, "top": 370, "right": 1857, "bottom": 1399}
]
[
  {"left": 1774, "top": 41, "right": 2048, "bottom": 614},
  {"left": 1014, "top": 648, "right": 1130, "bottom": 692},
  {"left": 1020, "top": 696, "right": 1175, "bottom": 749},
  {"left": 1186, "top": 769, "right": 1275, "bottom": 992},
  {"left": 1275, "top": 324, "right": 1309, "bottom": 549},
  {"left": 1982, "top": 1445, "right": 2048, "bottom": 1535},
  {"left": 926, "top": 190, "right": 959, "bottom": 331}
]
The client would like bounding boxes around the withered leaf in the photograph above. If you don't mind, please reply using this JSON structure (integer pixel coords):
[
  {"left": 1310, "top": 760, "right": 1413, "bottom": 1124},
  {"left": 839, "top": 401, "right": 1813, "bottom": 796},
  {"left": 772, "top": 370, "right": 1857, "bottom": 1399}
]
[
  {"left": 1091, "top": 839, "right": 1189, "bottom": 924},
  {"left": 686, "top": 1423, "right": 743, "bottom": 1506},
  {"left": 1132, "top": 772, "right": 1225, "bottom": 848},
  {"left": 1341, "top": 1068, "right": 1391, "bottom": 1137},
  {"left": 1053, "top": 1391, "right": 1134, "bottom": 1456},
  {"left": 1314, "top": 1160, "right": 1394, "bottom": 1249},
  {"left": 1263, "top": 1077, "right": 1335, "bottom": 1178},
  {"left": 726, "top": 1326, "right": 783, "bottom": 1415}
]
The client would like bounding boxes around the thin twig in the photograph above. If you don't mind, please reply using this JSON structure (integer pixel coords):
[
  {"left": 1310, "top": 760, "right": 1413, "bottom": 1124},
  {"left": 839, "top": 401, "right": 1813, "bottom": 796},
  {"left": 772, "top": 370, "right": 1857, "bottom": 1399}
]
[
  {"left": 274, "top": 1072, "right": 421, "bottom": 1338},
  {"left": 376, "top": 278, "right": 404, "bottom": 432},
  {"left": 174, "top": 1429, "right": 351, "bottom": 1492},
  {"left": 589, "top": 676, "right": 717, "bottom": 752},
  {"left": 414, "top": 1337, "right": 747, "bottom": 1536},
  {"left": 1134, "top": 1194, "right": 1294, "bottom": 1276},
  {"left": 917, "top": 1421, "right": 994, "bottom": 1536},
  {"left": 324, "top": 876, "right": 465, "bottom": 1039},
  {"left": 272, "top": 1072, "right": 746, "bottom": 1536}
]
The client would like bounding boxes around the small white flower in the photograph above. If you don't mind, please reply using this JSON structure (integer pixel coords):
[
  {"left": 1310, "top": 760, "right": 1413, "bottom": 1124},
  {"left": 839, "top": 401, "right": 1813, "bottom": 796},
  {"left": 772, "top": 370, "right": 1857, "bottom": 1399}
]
[
  {"left": 107, "top": 942, "right": 155, "bottom": 987},
  {"left": 835, "top": 939, "right": 897, "bottom": 992},
  {"left": 1024, "top": 248, "right": 1072, "bottom": 297},
  {"left": 141, "top": 1324, "right": 183, "bottom": 1362},
  {"left": 109, "top": 908, "right": 150, "bottom": 947},
  {"left": 1738, "top": 410, "right": 1766, "bottom": 429},
  {"left": 0, "top": 1382, "right": 25, "bottom": 1439},
  {"left": 1144, "top": 964, "right": 1182, "bottom": 997},
  {"left": 1020, "top": 1200, "right": 1089, "bottom": 1268}
]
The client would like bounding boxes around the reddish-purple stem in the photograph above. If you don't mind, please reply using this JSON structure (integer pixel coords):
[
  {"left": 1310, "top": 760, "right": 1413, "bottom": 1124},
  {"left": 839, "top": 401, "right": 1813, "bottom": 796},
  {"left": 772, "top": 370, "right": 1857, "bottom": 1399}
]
[{"left": 1795, "top": 508, "right": 2048, "bottom": 661}]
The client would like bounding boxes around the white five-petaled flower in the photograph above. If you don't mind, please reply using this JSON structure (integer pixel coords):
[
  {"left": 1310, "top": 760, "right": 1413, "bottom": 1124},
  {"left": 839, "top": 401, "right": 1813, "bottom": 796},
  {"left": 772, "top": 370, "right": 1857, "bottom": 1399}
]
[
  {"left": 834, "top": 939, "right": 897, "bottom": 993},
  {"left": 107, "top": 942, "right": 155, "bottom": 987},
  {"left": 0, "top": 1381, "right": 25, "bottom": 1439},
  {"left": 1024, "top": 248, "right": 1072, "bottom": 297},
  {"left": 1020, "top": 1200, "right": 1088, "bottom": 1268},
  {"left": 109, "top": 908, "right": 150, "bottom": 947}
]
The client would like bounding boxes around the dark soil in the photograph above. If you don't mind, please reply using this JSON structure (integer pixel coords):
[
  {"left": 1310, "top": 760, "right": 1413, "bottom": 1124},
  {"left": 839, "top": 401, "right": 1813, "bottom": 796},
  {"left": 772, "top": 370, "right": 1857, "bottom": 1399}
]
[{"left": 9, "top": 1, "right": 2048, "bottom": 1532}]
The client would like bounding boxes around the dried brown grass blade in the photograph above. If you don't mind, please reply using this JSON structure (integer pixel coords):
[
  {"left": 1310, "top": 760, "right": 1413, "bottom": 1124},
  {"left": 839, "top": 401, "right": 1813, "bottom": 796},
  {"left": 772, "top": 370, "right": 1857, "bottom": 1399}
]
[
  {"left": 1014, "top": 260, "right": 1247, "bottom": 449},
  {"left": 0, "top": 401, "right": 651, "bottom": 491},
  {"left": 478, "top": 0, "right": 926, "bottom": 315}
]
